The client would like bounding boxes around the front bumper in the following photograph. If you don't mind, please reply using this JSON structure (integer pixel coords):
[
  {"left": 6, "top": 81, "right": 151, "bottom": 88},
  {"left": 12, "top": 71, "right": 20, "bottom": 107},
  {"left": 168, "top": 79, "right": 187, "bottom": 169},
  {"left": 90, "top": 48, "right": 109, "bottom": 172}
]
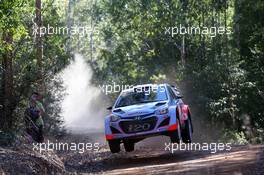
[{"left": 105, "top": 115, "right": 178, "bottom": 140}]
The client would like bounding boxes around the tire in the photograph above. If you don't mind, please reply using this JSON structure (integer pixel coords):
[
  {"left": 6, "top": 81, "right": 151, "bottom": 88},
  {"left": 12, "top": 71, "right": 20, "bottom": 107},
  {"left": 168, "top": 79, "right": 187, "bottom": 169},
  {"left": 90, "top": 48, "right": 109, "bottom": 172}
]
[
  {"left": 170, "top": 120, "right": 181, "bottom": 143},
  {"left": 108, "top": 140, "right": 120, "bottom": 153},
  {"left": 124, "top": 140, "right": 135, "bottom": 152},
  {"left": 182, "top": 117, "right": 192, "bottom": 143}
]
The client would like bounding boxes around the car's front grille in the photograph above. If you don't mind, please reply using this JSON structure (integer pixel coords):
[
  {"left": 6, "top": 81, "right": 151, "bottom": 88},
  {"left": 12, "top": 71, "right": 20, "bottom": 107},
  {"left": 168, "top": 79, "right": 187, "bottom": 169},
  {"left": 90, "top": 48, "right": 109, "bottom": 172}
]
[
  {"left": 120, "top": 112, "right": 155, "bottom": 120},
  {"left": 110, "top": 126, "right": 121, "bottom": 134},
  {"left": 119, "top": 117, "right": 157, "bottom": 134}
]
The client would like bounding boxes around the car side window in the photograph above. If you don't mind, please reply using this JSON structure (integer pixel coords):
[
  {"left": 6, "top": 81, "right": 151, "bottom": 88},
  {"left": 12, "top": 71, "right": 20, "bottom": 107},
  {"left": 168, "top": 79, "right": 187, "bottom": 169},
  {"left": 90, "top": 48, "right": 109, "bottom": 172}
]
[
  {"left": 168, "top": 87, "right": 177, "bottom": 100},
  {"left": 171, "top": 87, "right": 182, "bottom": 98}
]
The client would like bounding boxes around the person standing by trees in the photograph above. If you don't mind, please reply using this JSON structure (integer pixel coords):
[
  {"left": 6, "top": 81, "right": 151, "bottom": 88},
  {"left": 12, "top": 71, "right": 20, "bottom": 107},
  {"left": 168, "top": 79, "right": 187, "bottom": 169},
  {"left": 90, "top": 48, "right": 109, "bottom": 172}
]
[{"left": 25, "top": 92, "right": 45, "bottom": 143}]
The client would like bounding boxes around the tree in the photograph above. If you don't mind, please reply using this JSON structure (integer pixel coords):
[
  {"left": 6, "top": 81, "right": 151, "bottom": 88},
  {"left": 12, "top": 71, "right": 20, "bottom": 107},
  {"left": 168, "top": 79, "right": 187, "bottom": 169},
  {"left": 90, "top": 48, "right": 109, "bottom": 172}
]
[
  {"left": 35, "top": 0, "right": 44, "bottom": 93},
  {"left": 1, "top": 31, "right": 14, "bottom": 133}
]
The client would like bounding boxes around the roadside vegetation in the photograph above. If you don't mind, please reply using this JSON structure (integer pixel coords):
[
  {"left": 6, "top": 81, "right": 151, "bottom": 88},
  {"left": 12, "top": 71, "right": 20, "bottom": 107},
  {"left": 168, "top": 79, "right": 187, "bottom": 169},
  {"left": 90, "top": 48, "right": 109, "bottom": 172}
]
[{"left": 0, "top": 0, "right": 263, "bottom": 145}]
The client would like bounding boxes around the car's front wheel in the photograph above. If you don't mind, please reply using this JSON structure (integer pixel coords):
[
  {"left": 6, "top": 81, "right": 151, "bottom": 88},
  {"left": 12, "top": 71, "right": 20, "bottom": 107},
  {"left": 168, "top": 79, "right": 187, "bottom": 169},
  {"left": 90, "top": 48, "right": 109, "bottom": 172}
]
[
  {"left": 124, "top": 140, "right": 135, "bottom": 152},
  {"left": 108, "top": 140, "right": 120, "bottom": 153}
]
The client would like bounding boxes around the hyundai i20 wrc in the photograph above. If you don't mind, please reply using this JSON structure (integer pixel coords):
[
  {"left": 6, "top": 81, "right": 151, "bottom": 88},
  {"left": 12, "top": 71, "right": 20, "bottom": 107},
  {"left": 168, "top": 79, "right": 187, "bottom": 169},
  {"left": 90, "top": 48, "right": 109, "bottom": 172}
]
[{"left": 105, "top": 84, "right": 193, "bottom": 153}]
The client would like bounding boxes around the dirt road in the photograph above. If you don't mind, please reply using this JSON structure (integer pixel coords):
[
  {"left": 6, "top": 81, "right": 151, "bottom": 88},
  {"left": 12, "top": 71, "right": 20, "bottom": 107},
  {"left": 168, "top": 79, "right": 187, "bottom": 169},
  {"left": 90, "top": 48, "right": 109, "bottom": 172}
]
[{"left": 56, "top": 134, "right": 264, "bottom": 175}]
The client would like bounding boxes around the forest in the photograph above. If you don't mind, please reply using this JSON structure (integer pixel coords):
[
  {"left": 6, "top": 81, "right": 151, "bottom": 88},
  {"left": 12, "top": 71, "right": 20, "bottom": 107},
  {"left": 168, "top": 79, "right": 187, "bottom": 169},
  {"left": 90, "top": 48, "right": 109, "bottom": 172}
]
[{"left": 0, "top": 0, "right": 263, "bottom": 145}]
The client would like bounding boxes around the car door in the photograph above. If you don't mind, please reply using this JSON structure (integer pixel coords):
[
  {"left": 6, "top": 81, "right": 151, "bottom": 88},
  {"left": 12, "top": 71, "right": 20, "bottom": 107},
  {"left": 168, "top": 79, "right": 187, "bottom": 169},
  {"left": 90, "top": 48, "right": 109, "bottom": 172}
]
[{"left": 168, "top": 86, "right": 185, "bottom": 124}]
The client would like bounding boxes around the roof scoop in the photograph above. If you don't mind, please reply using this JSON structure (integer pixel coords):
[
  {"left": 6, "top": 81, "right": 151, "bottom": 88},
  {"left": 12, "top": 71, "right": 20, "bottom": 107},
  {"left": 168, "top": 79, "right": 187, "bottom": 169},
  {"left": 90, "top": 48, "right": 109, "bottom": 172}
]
[
  {"left": 155, "top": 102, "right": 167, "bottom": 107},
  {"left": 113, "top": 108, "right": 125, "bottom": 113}
]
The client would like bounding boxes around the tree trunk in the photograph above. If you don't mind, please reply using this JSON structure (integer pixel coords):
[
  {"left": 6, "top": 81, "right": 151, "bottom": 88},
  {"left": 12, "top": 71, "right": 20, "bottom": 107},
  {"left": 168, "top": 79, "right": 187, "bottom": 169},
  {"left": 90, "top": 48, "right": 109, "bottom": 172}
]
[
  {"left": 0, "top": 32, "right": 14, "bottom": 132},
  {"left": 66, "top": 0, "right": 75, "bottom": 52},
  {"left": 35, "top": 0, "right": 44, "bottom": 93},
  {"left": 181, "top": 36, "right": 186, "bottom": 66}
]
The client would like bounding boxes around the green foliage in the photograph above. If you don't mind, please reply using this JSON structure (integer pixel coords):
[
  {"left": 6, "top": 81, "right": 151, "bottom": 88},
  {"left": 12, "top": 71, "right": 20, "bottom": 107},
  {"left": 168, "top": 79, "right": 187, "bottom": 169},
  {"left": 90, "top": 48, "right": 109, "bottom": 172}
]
[
  {"left": 90, "top": 0, "right": 264, "bottom": 142},
  {"left": 0, "top": 0, "right": 71, "bottom": 143},
  {"left": 220, "top": 130, "right": 248, "bottom": 145},
  {"left": 0, "top": 0, "right": 263, "bottom": 143}
]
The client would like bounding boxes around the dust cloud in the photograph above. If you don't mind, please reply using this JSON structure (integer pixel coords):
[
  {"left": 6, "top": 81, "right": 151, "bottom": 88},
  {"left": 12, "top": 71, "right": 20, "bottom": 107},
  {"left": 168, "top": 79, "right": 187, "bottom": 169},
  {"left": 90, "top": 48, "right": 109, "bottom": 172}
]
[{"left": 60, "top": 54, "right": 108, "bottom": 133}]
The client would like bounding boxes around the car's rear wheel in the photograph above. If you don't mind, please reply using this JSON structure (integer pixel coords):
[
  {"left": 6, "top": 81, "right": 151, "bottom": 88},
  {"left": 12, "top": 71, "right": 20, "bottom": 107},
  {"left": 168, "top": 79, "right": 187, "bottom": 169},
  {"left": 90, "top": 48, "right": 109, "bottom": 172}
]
[
  {"left": 182, "top": 117, "right": 192, "bottom": 143},
  {"left": 170, "top": 120, "right": 181, "bottom": 143},
  {"left": 124, "top": 140, "right": 135, "bottom": 152},
  {"left": 108, "top": 140, "right": 120, "bottom": 153}
]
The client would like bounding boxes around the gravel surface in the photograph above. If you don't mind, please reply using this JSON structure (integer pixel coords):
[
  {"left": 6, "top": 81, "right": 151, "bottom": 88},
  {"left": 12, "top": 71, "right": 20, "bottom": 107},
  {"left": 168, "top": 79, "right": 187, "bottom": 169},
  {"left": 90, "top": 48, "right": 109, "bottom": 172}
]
[
  {"left": 0, "top": 145, "right": 65, "bottom": 175},
  {"left": 56, "top": 134, "right": 264, "bottom": 175},
  {"left": 0, "top": 134, "right": 263, "bottom": 175}
]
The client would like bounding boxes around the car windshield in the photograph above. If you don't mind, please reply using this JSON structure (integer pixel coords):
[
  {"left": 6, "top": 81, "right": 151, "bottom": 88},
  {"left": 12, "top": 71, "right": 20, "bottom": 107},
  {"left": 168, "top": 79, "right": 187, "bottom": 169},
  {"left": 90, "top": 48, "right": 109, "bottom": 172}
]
[{"left": 115, "top": 86, "right": 167, "bottom": 108}]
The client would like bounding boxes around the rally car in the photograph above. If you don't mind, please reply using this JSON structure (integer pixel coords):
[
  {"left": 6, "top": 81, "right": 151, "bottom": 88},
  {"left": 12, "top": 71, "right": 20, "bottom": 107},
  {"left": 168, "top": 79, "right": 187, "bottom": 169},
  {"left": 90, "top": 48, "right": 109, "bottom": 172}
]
[{"left": 105, "top": 84, "right": 193, "bottom": 153}]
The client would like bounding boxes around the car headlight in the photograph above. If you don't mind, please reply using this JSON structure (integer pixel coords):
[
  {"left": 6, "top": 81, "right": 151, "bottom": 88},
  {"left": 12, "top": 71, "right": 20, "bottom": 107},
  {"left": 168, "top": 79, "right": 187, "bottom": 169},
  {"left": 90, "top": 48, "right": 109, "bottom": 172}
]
[
  {"left": 156, "top": 108, "right": 169, "bottom": 115},
  {"left": 110, "top": 114, "right": 120, "bottom": 122}
]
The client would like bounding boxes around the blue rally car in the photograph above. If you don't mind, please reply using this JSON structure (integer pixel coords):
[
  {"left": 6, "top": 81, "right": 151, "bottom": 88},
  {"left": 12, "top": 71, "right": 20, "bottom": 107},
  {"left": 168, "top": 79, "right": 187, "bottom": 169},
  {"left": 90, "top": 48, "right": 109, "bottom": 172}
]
[{"left": 105, "top": 84, "right": 193, "bottom": 153}]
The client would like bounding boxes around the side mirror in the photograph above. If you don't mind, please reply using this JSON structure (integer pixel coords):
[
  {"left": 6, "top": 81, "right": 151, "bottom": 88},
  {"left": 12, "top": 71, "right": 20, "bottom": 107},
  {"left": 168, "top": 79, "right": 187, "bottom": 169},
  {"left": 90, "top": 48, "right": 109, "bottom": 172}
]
[{"left": 106, "top": 106, "right": 112, "bottom": 110}]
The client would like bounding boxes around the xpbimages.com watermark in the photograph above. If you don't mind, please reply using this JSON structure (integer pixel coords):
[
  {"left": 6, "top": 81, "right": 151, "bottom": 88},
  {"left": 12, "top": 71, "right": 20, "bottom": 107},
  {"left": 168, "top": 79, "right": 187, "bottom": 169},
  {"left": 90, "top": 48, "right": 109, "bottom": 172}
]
[
  {"left": 32, "top": 20, "right": 99, "bottom": 37},
  {"left": 98, "top": 83, "right": 166, "bottom": 95},
  {"left": 165, "top": 24, "right": 232, "bottom": 38},
  {"left": 165, "top": 142, "right": 232, "bottom": 154},
  {"left": 32, "top": 140, "right": 100, "bottom": 153}
]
